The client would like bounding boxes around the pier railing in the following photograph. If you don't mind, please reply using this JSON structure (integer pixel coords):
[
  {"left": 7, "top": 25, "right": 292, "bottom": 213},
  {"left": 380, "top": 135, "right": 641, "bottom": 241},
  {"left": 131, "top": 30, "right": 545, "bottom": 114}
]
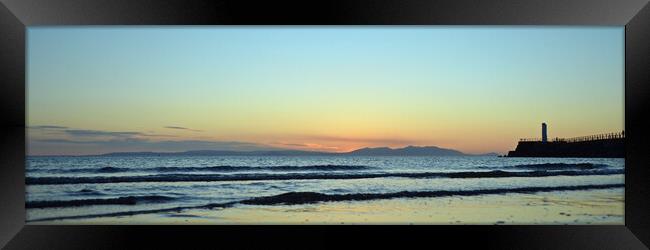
[
  {"left": 519, "top": 138, "right": 544, "bottom": 142},
  {"left": 519, "top": 131, "right": 625, "bottom": 143}
]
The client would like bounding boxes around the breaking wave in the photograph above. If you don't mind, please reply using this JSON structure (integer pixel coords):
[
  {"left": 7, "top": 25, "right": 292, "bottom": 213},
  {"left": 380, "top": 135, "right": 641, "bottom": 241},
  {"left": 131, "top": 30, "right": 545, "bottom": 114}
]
[
  {"left": 26, "top": 195, "right": 177, "bottom": 209},
  {"left": 30, "top": 164, "right": 375, "bottom": 174},
  {"left": 26, "top": 168, "right": 623, "bottom": 185},
  {"left": 240, "top": 183, "right": 625, "bottom": 205},
  {"left": 27, "top": 183, "right": 623, "bottom": 222}
]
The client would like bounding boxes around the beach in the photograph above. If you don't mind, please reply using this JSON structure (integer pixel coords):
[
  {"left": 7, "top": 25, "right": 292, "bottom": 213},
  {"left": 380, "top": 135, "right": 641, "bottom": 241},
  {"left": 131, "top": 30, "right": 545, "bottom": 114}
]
[
  {"left": 26, "top": 155, "right": 625, "bottom": 224},
  {"left": 31, "top": 187, "right": 623, "bottom": 225}
]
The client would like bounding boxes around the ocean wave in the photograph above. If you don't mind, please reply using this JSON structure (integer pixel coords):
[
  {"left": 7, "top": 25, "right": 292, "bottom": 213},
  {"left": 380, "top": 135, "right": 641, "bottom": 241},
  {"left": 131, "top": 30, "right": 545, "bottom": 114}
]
[
  {"left": 96, "top": 167, "right": 123, "bottom": 173},
  {"left": 511, "top": 163, "right": 612, "bottom": 170},
  {"left": 70, "top": 188, "right": 105, "bottom": 196},
  {"left": 29, "top": 163, "right": 618, "bottom": 175},
  {"left": 27, "top": 183, "right": 623, "bottom": 222},
  {"left": 477, "top": 163, "right": 614, "bottom": 171},
  {"left": 30, "top": 164, "right": 375, "bottom": 174},
  {"left": 241, "top": 183, "right": 625, "bottom": 205},
  {"left": 25, "top": 169, "right": 624, "bottom": 185},
  {"left": 26, "top": 195, "right": 176, "bottom": 209}
]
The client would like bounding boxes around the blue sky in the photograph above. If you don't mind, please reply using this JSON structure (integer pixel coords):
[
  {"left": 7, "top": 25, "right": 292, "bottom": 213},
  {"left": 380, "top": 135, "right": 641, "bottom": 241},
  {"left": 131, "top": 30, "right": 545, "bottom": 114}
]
[{"left": 27, "top": 26, "right": 624, "bottom": 155}]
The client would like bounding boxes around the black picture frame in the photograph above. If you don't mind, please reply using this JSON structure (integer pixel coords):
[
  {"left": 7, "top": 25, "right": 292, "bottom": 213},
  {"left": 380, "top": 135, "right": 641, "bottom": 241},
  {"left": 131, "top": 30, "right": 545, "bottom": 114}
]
[{"left": 1, "top": 0, "right": 649, "bottom": 249}]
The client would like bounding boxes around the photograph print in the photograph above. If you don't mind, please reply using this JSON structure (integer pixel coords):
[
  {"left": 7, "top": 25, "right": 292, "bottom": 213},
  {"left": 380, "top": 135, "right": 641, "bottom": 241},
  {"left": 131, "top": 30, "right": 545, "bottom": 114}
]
[{"left": 26, "top": 27, "right": 624, "bottom": 224}]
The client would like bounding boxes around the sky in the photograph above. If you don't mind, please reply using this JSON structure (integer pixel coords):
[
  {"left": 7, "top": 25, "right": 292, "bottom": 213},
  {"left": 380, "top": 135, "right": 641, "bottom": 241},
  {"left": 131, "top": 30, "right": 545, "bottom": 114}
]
[{"left": 27, "top": 26, "right": 624, "bottom": 156}]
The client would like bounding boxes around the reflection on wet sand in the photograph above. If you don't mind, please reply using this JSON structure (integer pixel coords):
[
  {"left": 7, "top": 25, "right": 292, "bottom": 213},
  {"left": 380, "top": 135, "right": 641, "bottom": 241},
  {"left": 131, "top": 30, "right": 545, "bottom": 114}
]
[{"left": 35, "top": 187, "right": 623, "bottom": 225}]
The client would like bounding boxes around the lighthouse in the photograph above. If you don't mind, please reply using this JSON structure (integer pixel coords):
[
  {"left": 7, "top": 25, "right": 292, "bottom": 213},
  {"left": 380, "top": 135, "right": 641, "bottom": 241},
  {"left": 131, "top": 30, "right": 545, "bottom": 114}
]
[{"left": 542, "top": 123, "right": 548, "bottom": 143}]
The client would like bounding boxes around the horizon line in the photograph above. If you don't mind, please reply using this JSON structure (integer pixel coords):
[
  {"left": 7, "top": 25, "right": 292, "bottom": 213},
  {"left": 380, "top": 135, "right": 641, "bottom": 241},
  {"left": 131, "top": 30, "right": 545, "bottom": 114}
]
[{"left": 26, "top": 145, "right": 503, "bottom": 157}]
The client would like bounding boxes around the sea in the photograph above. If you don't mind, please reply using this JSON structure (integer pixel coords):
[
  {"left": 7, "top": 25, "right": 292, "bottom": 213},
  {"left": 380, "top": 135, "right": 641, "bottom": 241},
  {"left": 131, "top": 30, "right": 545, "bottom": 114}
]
[{"left": 25, "top": 156, "right": 625, "bottom": 223}]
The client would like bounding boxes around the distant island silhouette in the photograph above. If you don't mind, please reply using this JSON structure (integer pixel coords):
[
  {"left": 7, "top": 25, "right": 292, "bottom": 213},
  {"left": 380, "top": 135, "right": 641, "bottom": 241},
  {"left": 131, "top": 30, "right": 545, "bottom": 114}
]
[{"left": 61, "top": 145, "right": 500, "bottom": 157}]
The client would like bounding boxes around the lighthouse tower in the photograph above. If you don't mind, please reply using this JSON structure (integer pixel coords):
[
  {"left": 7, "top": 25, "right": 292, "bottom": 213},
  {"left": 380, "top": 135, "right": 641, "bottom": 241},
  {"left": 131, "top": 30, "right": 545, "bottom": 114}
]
[{"left": 542, "top": 123, "right": 548, "bottom": 143}]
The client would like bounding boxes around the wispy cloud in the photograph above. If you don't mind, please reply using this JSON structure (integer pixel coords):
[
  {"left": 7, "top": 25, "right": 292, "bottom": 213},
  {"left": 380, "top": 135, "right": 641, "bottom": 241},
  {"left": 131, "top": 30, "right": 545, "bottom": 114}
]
[
  {"left": 295, "top": 135, "right": 421, "bottom": 146},
  {"left": 58, "top": 129, "right": 174, "bottom": 138},
  {"left": 28, "top": 125, "right": 69, "bottom": 129},
  {"left": 29, "top": 138, "right": 279, "bottom": 155},
  {"left": 30, "top": 125, "right": 173, "bottom": 138},
  {"left": 271, "top": 142, "right": 339, "bottom": 151},
  {"left": 27, "top": 124, "right": 279, "bottom": 155},
  {"left": 277, "top": 143, "right": 311, "bottom": 147},
  {"left": 34, "top": 139, "right": 98, "bottom": 144},
  {"left": 164, "top": 126, "right": 202, "bottom": 132},
  {"left": 64, "top": 129, "right": 143, "bottom": 137},
  {"left": 27, "top": 125, "right": 241, "bottom": 155},
  {"left": 34, "top": 137, "right": 147, "bottom": 144},
  {"left": 27, "top": 126, "right": 420, "bottom": 155}
]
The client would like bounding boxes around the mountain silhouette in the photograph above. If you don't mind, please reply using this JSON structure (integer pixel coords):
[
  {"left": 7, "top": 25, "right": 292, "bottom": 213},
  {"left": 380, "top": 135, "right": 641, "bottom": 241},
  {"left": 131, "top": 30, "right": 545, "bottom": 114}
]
[
  {"left": 346, "top": 146, "right": 465, "bottom": 156},
  {"left": 94, "top": 146, "right": 496, "bottom": 157}
]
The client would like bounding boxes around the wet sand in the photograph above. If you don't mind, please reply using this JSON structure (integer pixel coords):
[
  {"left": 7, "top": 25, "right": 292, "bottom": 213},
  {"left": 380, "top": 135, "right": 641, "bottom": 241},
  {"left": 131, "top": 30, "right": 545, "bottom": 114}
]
[{"left": 31, "top": 188, "right": 624, "bottom": 225}]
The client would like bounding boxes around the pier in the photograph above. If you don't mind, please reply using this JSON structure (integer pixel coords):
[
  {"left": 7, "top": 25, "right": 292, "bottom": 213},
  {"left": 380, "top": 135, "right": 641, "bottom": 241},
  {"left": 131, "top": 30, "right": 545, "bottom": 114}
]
[{"left": 507, "top": 124, "right": 624, "bottom": 158}]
